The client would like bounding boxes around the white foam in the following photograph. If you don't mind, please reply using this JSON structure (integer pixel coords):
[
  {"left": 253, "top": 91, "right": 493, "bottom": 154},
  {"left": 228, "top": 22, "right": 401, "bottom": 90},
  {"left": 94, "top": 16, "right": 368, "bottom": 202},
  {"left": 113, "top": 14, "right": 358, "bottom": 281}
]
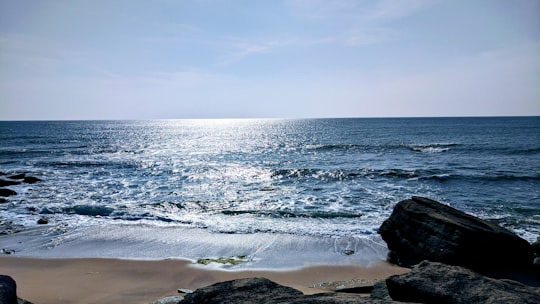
[{"left": 1, "top": 223, "right": 389, "bottom": 269}]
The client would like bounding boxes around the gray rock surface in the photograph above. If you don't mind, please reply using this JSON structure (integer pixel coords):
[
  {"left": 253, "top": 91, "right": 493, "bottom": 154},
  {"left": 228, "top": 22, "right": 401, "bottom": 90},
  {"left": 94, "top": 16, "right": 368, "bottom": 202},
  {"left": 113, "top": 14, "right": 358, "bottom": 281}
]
[
  {"left": 385, "top": 261, "right": 540, "bottom": 304},
  {"left": 378, "top": 196, "right": 533, "bottom": 271}
]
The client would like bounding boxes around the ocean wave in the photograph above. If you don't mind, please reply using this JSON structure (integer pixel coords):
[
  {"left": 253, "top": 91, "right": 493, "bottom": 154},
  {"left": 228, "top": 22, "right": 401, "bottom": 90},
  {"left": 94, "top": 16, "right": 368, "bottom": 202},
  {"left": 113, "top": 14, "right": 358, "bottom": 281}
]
[
  {"left": 303, "top": 144, "right": 360, "bottom": 152},
  {"left": 406, "top": 143, "right": 458, "bottom": 153},
  {"left": 221, "top": 209, "right": 363, "bottom": 219},
  {"left": 270, "top": 167, "right": 540, "bottom": 183},
  {"left": 37, "top": 160, "right": 139, "bottom": 171},
  {"left": 271, "top": 167, "right": 449, "bottom": 182}
]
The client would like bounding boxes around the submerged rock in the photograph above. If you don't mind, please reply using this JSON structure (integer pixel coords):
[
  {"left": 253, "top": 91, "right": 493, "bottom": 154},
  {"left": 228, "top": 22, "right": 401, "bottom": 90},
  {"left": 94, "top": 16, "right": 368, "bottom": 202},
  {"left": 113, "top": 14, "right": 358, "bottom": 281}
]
[
  {"left": 23, "top": 176, "right": 41, "bottom": 184},
  {"left": 0, "top": 189, "right": 17, "bottom": 197},
  {"left": 7, "top": 174, "right": 25, "bottom": 180},
  {"left": 0, "top": 220, "right": 24, "bottom": 235},
  {"left": 378, "top": 196, "right": 534, "bottom": 272},
  {"left": 0, "top": 180, "right": 20, "bottom": 187},
  {"left": 384, "top": 261, "right": 540, "bottom": 304}
]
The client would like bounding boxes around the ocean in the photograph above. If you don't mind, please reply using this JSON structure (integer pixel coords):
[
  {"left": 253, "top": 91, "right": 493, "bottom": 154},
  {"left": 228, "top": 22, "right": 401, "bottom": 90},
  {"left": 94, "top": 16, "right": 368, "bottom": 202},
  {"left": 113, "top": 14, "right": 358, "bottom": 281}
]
[{"left": 1, "top": 117, "right": 539, "bottom": 268}]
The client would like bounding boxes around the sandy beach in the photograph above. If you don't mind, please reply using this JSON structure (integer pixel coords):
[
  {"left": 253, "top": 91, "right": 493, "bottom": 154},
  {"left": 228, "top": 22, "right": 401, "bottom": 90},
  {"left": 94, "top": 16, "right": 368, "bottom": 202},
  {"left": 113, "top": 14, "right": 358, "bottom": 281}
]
[{"left": 0, "top": 256, "right": 408, "bottom": 303}]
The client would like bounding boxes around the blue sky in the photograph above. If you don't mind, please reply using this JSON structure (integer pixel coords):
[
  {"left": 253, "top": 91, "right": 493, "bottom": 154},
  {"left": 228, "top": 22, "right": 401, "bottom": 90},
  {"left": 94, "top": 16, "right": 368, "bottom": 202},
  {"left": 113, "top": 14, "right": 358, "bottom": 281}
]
[{"left": 1, "top": 0, "right": 539, "bottom": 120}]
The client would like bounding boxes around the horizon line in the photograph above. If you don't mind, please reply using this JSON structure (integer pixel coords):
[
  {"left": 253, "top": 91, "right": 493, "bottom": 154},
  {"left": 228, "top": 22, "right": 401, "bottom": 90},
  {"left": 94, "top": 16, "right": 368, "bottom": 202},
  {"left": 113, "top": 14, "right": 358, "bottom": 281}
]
[{"left": 1, "top": 115, "right": 540, "bottom": 122}]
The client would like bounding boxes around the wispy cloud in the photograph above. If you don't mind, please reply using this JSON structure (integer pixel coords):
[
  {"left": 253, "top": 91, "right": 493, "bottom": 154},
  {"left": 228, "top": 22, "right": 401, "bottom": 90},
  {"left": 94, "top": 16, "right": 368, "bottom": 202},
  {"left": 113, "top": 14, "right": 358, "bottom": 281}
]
[
  {"left": 284, "top": 0, "right": 437, "bottom": 47},
  {"left": 364, "top": 0, "right": 439, "bottom": 21},
  {"left": 215, "top": 37, "right": 296, "bottom": 67},
  {"left": 344, "top": 27, "right": 397, "bottom": 46},
  {"left": 284, "top": 0, "right": 361, "bottom": 19}
]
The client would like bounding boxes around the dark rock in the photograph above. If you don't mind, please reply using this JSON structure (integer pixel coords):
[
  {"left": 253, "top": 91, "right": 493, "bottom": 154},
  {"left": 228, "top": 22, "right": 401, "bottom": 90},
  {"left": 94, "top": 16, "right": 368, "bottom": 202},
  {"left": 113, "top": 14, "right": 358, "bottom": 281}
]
[
  {"left": 0, "top": 275, "right": 17, "bottom": 304},
  {"left": 0, "top": 198, "right": 6, "bottom": 204},
  {"left": 343, "top": 249, "right": 355, "bottom": 255},
  {"left": 177, "top": 288, "right": 193, "bottom": 294},
  {"left": 181, "top": 277, "right": 303, "bottom": 304},
  {"left": 23, "top": 176, "right": 41, "bottom": 184},
  {"left": 385, "top": 261, "right": 540, "bottom": 304},
  {"left": 0, "top": 180, "right": 21, "bottom": 187},
  {"left": 1, "top": 249, "right": 16, "bottom": 255},
  {"left": 8, "top": 174, "right": 25, "bottom": 180},
  {"left": 370, "top": 280, "right": 392, "bottom": 301},
  {"left": 180, "top": 277, "right": 387, "bottom": 304},
  {"left": 0, "top": 189, "right": 17, "bottom": 197},
  {"left": 378, "top": 196, "right": 534, "bottom": 272},
  {"left": 37, "top": 217, "right": 49, "bottom": 225},
  {"left": 0, "top": 219, "right": 24, "bottom": 235}
]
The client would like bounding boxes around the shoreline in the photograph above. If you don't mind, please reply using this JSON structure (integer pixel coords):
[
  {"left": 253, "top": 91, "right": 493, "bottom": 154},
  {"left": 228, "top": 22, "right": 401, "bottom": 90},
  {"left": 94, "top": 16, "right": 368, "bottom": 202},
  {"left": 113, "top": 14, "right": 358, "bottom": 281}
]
[
  {"left": 0, "top": 256, "right": 409, "bottom": 304},
  {"left": 0, "top": 223, "right": 389, "bottom": 269}
]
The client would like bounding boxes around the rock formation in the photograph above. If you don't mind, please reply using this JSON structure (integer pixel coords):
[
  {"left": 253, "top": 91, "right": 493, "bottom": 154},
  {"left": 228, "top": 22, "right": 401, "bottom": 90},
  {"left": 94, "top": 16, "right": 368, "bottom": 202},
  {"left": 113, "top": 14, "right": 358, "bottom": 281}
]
[
  {"left": 180, "top": 277, "right": 380, "bottom": 304},
  {"left": 378, "top": 196, "right": 534, "bottom": 272},
  {"left": 384, "top": 261, "right": 540, "bottom": 304}
]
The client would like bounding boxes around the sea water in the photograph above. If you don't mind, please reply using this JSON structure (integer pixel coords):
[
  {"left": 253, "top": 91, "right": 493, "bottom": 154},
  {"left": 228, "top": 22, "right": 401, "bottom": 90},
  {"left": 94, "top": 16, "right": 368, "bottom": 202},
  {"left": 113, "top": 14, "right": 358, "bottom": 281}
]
[{"left": 1, "top": 117, "right": 539, "bottom": 268}]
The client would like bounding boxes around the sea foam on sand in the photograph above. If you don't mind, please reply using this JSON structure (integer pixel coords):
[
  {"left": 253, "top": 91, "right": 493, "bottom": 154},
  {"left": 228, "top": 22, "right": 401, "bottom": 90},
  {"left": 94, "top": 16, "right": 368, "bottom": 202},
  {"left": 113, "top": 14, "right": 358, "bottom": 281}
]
[{"left": 1, "top": 223, "right": 388, "bottom": 269}]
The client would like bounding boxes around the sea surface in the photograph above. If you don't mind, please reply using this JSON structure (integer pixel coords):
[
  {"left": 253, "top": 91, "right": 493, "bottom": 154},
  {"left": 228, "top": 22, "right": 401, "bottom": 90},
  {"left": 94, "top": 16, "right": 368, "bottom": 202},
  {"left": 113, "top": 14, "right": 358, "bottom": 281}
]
[{"left": 1, "top": 117, "right": 539, "bottom": 268}]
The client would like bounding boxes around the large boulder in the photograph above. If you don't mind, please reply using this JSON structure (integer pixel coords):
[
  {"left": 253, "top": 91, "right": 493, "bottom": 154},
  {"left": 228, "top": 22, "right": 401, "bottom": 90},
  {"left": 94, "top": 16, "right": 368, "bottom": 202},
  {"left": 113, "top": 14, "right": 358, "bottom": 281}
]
[
  {"left": 180, "top": 277, "right": 302, "bottom": 304},
  {"left": 384, "top": 261, "right": 540, "bottom": 304},
  {"left": 0, "top": 275, "right": 17, "bottom": 304},
  {"left": 378, "top": 196, "right": 534, "bottom": 272}
]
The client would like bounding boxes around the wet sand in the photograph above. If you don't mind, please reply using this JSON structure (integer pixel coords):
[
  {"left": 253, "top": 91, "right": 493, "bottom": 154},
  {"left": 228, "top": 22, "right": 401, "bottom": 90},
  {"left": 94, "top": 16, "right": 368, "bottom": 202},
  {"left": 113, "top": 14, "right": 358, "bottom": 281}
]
[{"left": 0, "top": 257, "right": 408, "bottom": 303}]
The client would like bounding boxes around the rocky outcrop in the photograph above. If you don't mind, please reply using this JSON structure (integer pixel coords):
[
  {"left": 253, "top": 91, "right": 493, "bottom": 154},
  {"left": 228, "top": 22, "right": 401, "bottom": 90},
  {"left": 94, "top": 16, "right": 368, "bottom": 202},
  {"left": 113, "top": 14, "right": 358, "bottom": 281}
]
[
  {"left": 0, "top": 173, "right": 41, "bottom": 202},
  {"left": 178, "top": 267, "right": 540, "bottom": 304},
  {"left": 384, "top": 261, "right": 540, "bottom": 303},
  {"left": 378, "top": 196, "right": 534, "bottom": 272},
  {"left": 180, "top": 277, "right": 384, "bottom": 304},
  {"left": 180, "top": 277, "right": 301, "bottom": 304}
]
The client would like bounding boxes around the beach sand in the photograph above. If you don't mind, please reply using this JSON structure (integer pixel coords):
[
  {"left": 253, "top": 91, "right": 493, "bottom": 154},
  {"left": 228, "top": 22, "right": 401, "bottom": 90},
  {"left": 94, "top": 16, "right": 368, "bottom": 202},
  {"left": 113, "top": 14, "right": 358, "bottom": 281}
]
[{"left": 0, "top": 257, "right": 408, "bottom": 303}]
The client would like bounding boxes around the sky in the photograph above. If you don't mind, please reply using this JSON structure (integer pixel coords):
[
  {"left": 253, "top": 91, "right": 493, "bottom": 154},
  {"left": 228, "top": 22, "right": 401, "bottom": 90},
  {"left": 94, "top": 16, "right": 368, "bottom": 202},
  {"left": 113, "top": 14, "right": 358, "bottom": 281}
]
[{"left": 1, "top": 0, "right": 539, "bottom": 120}]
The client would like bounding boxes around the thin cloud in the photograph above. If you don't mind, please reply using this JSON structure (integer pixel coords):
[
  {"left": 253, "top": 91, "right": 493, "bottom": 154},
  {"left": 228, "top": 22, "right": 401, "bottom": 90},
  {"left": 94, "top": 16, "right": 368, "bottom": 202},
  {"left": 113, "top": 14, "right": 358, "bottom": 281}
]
[
  {"left": 344, "top": 27, "right": 398, "bottom": 46},
  {"left": 364, "top": 0, "right": 439, "bottom": 22},
  {"left": 216, "top": 38, "right": 292, "bottom": 67}
]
